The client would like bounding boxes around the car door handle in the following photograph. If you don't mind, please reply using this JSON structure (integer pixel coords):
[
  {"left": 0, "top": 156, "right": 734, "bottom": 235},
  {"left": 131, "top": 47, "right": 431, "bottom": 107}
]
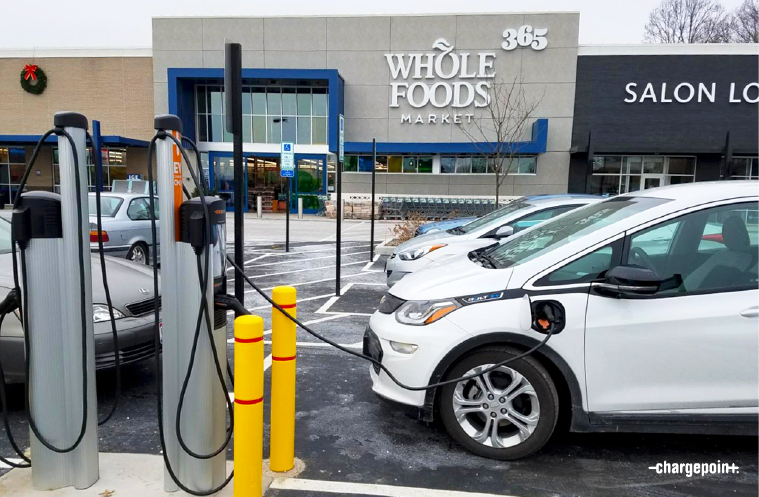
[{"left": 740, "top": 307, "right": 759, "bottom": 318}]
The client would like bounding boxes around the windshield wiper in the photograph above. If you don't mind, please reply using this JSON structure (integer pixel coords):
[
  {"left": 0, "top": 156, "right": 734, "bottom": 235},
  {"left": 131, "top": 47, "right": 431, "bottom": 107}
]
[
  {"left": 447, "top": 226, "right": 465, "bottom": 235},
  {"left": 470, "top": 251, "right": 499, "bottom": 269}
]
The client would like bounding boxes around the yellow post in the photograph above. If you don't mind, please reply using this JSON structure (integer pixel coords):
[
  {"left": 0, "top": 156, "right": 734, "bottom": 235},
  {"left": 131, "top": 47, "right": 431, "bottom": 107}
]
[
  {"left": 234, "top": 315, "right": 264, "bottom": 497},
  {"left": 270, "top": 286, "right": 297, "bottom": 472}
]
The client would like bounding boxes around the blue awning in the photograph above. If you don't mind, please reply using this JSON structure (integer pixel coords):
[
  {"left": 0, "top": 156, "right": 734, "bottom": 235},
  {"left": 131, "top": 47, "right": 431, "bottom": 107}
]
[{"left": 0, "top": 135, "right": 149, "bottom": 148}]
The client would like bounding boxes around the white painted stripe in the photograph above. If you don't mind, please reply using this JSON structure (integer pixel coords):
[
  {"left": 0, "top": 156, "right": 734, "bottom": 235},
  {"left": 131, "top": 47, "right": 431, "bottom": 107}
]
[
  {"left": 245, "top": 245, "right": 370, "bottom": 256},
  {"left": 320, "top": 221, "right": 367, "bottom": 241},
  {"left": 314, "top": 295, "right": 340, "bottom": 315},
  {"left": 270, "top": 478, "right": 522, "bottom": 497},
  {"left": 264, "top": 354, "right": 272, "bottom": 371},
  {"left": 263, "top": 341, "right": 362, "bottom": 349},
  {"left": 245, "top": 251, "right": 369, "bottom": 267},
  {"left": 243, "top": 266, "right": 372, "bottom": 293},
  {"left": 243, "top": 253, "right": 271, "bottom": 264},
  {"left": 227, "top": 314, "right": 349, "bottom": 343},
  {"left": 0, "top": 458, "right": 24, "bottom": 469},
  {"left": 242, "top": 260, "right": 366, "bottom": 280},
  {"left": 245, "top": 293, "right": 333, "bottom": 311}
]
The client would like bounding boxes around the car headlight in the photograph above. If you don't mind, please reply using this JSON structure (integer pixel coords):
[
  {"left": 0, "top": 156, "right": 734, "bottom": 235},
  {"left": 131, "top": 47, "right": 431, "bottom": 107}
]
[
  {"left": 395, "top": 299, "right": 460, "bottom": 326},
  {"left": 93, "top": 304, "right": 125, "bottom": 323},
  {"left": 397, "top": 244, "right": 447, "bottom": 261}
]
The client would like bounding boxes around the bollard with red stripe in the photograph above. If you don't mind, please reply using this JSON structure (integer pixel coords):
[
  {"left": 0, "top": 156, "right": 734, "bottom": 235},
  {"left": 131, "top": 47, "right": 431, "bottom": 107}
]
[
  {"left": 234, "top": 315, "right": 264, "bottom": 497},
  {"left": 270, "top": 286, "right": 297, "bottom": 472}
]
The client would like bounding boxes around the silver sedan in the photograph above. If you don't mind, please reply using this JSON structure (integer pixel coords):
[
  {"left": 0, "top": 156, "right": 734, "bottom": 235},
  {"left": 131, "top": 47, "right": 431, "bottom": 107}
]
[
  {"left": 88, "top": 192, "right": 160, "bottom": 265},
  {"left": 0, "top": 215, "right": 162, "bottom": 383}
]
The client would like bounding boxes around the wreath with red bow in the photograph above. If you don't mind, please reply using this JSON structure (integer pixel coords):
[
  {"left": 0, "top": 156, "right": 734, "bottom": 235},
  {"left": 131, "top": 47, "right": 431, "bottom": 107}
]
[{"left": 20, "top": 64, "right": 47, "bottom": 95}]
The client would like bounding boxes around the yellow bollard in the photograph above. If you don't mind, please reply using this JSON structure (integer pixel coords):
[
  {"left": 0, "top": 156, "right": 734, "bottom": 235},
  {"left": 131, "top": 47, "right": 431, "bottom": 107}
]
[
  {"left": 270, "top": 286, "right": 297, "bottom": 472},
  {"left": 234, "top": 315, "right": 265, "bottom": 497}
]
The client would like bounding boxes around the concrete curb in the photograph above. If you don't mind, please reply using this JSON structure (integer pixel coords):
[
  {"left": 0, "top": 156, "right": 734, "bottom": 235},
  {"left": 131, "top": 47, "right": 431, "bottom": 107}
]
[
  {"left": 374, "top": 239, "right": 397, "bottom": 256},
  {"left": 0, "top": 453, "right": 305, "bottom": 496}
]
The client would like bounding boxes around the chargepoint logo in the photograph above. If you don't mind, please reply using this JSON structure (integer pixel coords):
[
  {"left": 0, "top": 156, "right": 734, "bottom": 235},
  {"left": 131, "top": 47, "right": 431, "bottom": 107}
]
[{"left": 385, "top": 26, "right": 547, "bottom": 125}]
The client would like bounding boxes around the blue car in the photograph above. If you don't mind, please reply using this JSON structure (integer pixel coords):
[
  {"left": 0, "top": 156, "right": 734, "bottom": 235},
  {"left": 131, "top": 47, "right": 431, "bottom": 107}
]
[{"left": 415, "top": 216, "right": 478, "bottom": 236}]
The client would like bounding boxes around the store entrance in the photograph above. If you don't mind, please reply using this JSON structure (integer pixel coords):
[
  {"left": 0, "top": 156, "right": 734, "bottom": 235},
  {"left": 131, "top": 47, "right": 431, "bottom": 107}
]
[{"left": 210, "top": 152, "right": 326, "bottom": 212}]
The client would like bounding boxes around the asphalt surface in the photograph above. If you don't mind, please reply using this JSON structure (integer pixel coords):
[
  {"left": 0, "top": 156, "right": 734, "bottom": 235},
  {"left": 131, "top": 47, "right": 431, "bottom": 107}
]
[{"left": 1, "top": 238, "right": 757, "bottom": 496}]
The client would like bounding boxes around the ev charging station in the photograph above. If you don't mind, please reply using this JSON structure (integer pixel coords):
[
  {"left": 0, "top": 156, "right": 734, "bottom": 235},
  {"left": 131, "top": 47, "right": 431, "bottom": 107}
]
[
  {"left": 13, "top": 112, "right": 99, "bottom": 490},
  {"left": 153, "top": 115, "right": 230, "bottom": 493}
]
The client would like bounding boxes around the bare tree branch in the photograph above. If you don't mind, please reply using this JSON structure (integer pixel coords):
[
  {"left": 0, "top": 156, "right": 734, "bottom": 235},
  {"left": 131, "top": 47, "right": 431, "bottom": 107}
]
[
  {"left": 454, "top": 76, "right": 543, "bottom": 205},
  {"left": 644, "top": 0, "right": 734, "bottom": 43},
  {"left": 733, "top": 0, "right": 759, "bottom": 42}
]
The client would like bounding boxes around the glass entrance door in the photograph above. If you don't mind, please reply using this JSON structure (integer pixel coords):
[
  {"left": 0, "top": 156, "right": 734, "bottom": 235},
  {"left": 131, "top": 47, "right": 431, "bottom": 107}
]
[
  {"left": 247, "top": 156, "right": 285, "bottom": 213},
  {"left": 295, "top": 158, "right": 324, "bottom": 211},
  {"left": 212, "top": 155, "right": 239, "bottom": 211},
  {"left": 642, "top": 174, "right": 663, "bottom": 190}
]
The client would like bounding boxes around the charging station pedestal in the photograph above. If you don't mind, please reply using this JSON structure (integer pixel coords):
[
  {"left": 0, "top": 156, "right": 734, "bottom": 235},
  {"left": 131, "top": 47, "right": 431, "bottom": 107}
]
[
  {"left": 15, "top": 112, "right": 99, "bottom": 490},
  {"left": 154, "top": 115, "right": 227, "bottom": 492}
]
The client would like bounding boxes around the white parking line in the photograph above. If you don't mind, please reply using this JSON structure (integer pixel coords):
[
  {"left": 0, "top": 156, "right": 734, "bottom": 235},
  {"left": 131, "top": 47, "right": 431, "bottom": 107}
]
[
  {"left": 244, "top": 293, "right": 333, "bottom": 311},
  {"left": 226, "top": 314, "right": 350, "bottom": 343},
  {"left": 243, "top": 266, "right": 374, "bottom": 293},
  {"left": 319, "top": 221, "right": 367, "bottom": 242},
  {"left": 244, "top": 251, "right": 369, "bottom": 268},
  {"left": 241, "top": 260, "right": 366, "bottom": 280},
  {"left": 263, "top": 341, "right": 362, "bottom": 349},
  {"left": 269, "top": 478, "right": 522, "bottom": 497},
  {"left": 0, "top": 459, "right": 24, "bottom": 470}
]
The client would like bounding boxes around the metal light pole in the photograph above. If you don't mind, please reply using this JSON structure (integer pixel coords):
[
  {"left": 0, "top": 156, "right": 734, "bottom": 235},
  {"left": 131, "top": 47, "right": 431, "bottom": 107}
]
[
  {"left": 370, "top": 138, "right": 376, "bottom": 261},
  {"left": 225, "top": 42, "right": 244, "bottom": 313}
]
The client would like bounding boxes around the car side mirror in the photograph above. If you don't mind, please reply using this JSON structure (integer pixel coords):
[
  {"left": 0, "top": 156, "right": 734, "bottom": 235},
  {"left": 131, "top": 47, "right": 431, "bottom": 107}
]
[
  {"left": 492, "top": 225, "right": 514, "bottom": 239},
  {"left": 594, "top": 265, "right": 661, "bottom": 297}
]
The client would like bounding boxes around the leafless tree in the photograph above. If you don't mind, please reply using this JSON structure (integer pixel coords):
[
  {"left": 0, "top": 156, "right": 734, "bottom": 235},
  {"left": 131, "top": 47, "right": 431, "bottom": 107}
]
[
  {"left": 732, "top": 0, "right": 759, "bottom": 42},
  {"left": 644, "top": 0, "right": 733, "bottom": 43},
  {"left": 454, "top": 77, "right": 543, "bottom": 205}
]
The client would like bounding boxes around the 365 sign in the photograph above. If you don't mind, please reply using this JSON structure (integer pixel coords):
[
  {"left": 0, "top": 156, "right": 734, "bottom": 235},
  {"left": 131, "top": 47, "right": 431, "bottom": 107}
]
[{"left": 502, "top": 26, "right": 548, "bottom": 51}]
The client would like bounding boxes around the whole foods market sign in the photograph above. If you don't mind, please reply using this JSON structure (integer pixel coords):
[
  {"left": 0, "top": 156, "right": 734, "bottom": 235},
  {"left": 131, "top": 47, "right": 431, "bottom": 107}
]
[{"left": 385, "top": 26, "right": 547, "bottom": 125}]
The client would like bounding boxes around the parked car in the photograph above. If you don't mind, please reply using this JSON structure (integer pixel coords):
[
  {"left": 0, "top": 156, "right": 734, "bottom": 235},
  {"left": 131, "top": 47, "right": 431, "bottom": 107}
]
[
  {"left": 0, "top": 215, "right": 162, "bottom": 383},
  {"left": 88, "top": 193, "right": 159, "bottom": 265},
  {"left": 415, "top": 216, "right": 478, "bottom": 236},
  {"left": 386, "top": 195, "right": 601, "bottom": 287},
  {"left": 366, "top": 181, "right": 758, "bottom": 460}
]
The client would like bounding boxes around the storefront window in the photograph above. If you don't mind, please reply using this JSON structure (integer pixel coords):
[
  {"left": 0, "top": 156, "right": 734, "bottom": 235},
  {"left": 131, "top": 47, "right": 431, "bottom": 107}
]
[
  {"left": 53, "top": 147, "right": 127, "bottom": 192},
  {"left": 731, "top": 157, "right": 758, "bottom": 180},
  {"left": 343, "top": 155, "right": 428, "bottom": 173},
  {"left": 589, "top": 155, "right": 697, "bottom": 195},
  {"left": 197, "top": 84, "right": 329, "bottom": 146},
  {"left": 441, "top": 155, "right": 537, "bottom": 174},
  {"left": 0, "top": 147, "right": 25, "bottom": 205}
]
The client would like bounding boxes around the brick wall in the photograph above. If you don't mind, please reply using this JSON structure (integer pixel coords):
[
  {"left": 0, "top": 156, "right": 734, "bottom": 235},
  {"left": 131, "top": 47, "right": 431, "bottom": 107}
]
[{"left": 0, "top": 56, "right": 154, "bottom": 140}]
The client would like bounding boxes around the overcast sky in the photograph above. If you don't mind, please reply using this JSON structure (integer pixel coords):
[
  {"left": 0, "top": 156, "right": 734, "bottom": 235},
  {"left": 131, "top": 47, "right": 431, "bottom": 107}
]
[{"left": 0, "top": 0, "right": 748, "bottom": 49}]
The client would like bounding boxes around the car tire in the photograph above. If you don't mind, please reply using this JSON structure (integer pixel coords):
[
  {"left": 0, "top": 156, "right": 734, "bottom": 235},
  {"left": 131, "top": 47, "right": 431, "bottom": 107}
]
[
  {"left": 127, "top": 242, "right": 149, "bottom": 265},
  {"left": 439, "top": 345, "right": 559, "bottom": 460}
]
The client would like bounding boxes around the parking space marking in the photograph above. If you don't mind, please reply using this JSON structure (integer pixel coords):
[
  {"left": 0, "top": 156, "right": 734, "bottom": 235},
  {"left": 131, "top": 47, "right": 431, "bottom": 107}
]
[
  {"left": 226, "top": 314, "right": 350, "bottom": 343},
  {"left": 270, "top": 478, "right": 522, "bottom": 497},
  {"left": 241, "top": 260, "right": 366, "bottom": 281},
  {"left": 319, "top": 221, "right": 367, "bottom": 242},
  {"left": 361, "top": 254, "right": 382, "bottom": 272},
  {"left": 244, "top": 251, "right": 369, "bottom": 268},
  {"left": 0, "top": 459, "right": 23, "bottom": 470},
  {"left": 245, "top": 293, "right": 334, "bottom": 311},
  {"left": 244, "top": 270, "right": 375, "bottom": 293},
  {"left": 313, "top": 282, "right": 382, "bottom": 317},
  {"left": 262, "top": 341, "right": 362, "bottom": 349},
  {"left": 246, "top": 244, "right": 371, "bottom": 256}
]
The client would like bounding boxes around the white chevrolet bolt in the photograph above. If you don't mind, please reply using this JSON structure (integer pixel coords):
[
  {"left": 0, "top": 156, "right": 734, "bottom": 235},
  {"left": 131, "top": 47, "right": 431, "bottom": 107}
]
[
  {"left": 366, "top": 181, "right": 758, "bottom": 460},
  {"left": 385, "top": 195, "right": 601, "bottom": 287}
]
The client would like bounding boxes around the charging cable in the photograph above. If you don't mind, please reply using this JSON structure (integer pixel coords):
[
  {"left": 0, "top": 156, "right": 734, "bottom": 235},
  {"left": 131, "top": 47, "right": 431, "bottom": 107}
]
[{"left": 225, "top": 255, "right": 556, "bottom": 391}]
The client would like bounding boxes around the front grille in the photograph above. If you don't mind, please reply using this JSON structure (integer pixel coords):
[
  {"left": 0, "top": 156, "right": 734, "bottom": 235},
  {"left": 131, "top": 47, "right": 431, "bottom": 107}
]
[
  {"left": 126, "top": 296, "right": 162, "bottom": 317},
  {"left": 96, "top": 340, "right": 161, "bottom": 369},
  {"left": 363, "top": 327, "right": 383, "bottom": 374}
]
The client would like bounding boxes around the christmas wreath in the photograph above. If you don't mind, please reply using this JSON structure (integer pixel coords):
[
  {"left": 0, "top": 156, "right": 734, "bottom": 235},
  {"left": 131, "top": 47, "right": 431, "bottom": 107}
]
[{"left": 20, "top": 64, "right": 47, "bottom": 95}]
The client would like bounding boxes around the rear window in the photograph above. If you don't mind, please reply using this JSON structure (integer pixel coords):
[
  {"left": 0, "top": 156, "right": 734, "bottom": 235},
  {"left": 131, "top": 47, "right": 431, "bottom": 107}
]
[{"left": 88, "top": 196, "right": 123, "bottom": 217}]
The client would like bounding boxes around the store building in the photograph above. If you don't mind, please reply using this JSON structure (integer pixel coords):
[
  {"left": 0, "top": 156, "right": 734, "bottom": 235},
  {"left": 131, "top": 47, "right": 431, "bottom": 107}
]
[
  {"left": 152, "top": 13, "right": 580, "bottom": 211},
  {"left": 569, "top": 44, "right": 759, "bottom": 195},
  {"left": 1, "top": 13, "right": 756, "bottom": 211},
  {"left": 0, "top": 50, "right": 154, "bottom": 203}
]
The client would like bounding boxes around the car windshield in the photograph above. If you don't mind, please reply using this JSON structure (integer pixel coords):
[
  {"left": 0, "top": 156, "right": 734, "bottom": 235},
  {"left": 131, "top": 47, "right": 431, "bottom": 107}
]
[
  {"left": 0, "top": 217, "right": 11, "bottom": 255},
  {"left": 455, "top": 200, "right": 531, "bottom": 234},
  {"left": 486, "top": 196, "right": 672, "bottom": 269},
  {"left": 88, "top": 196, "right": 123, "bottom": 217}
]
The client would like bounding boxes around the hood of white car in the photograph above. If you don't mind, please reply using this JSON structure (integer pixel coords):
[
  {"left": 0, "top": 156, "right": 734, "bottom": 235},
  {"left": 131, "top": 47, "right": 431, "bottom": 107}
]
[{"left": 390, "top": 252, "right": 513, "bottom": 300}]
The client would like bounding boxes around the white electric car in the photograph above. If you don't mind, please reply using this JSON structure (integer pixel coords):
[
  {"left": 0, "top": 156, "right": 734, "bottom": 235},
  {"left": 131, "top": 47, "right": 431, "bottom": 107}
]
[
  {"left": 385, "top": 195, "right": 601, "bottom": 287},
  {"left": 366, "top": 181, "right": 758, "bottom": 460}
]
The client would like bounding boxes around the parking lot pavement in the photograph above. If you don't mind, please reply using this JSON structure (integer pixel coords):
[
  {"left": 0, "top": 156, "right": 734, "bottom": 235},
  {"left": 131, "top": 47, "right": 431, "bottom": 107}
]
[{"left": 2, "top": 239, "right": 758, "bottom": 496}]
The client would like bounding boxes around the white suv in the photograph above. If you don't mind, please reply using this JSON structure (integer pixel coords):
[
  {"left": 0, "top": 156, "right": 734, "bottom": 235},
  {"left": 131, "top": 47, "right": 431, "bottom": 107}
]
[{"left": 366, "top": 181, "right": 758, "bottom": 460}]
